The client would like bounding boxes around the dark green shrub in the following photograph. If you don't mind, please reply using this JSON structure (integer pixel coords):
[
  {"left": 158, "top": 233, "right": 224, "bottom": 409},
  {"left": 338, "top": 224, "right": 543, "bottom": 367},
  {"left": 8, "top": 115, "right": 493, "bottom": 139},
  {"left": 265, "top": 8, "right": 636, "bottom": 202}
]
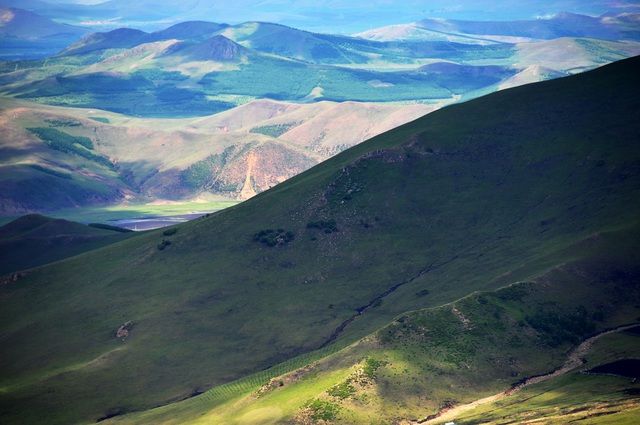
[
  {"left": 306, "top": 219, "right": 338, "bottom": 233},
  {"left": 327, "top": 381, "right": 356, "bottom": 399},
  {"left": 363, "top": 357, "right": 387, "bottom": 379},
  {"left": 304, "top": 399, "right": 340, "bottom": 421},
  {"left": 525, "top": 305, "right": 596, "bottom": 346},
  {"left": 163, "top": 228, "right": 177, "bottom": 236},
  {"left": 89, "top": 116, "right": 110, "bottom": 123},
  {"left": 28, "top": 127, "right": 93, "bottom": 149},
  {"left": 181, "top": 146, "right": 237, "bottom": 191},
  {"left": 157, "top": 239, "right": 172, "bottom": 250},
  {"left": 495, "top": 285, "right": 528, "bottom": 301},
  {"left": 250, "top": 122, "right": 299, "bottom": 138},
  {"left": 416, "top": 289, "right": 430, "bottom": 297},
  {"left": 44, "top": 118, "right": 81, "bottom": 127},
  {"left": 253, "top": 229, "right": 295, "bottom": 247}
]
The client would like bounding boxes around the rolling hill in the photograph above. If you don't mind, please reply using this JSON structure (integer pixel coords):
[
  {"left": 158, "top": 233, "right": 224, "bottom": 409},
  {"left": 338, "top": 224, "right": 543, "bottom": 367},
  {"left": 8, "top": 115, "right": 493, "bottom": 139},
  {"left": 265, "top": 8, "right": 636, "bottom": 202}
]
[
  {"left": 0, "top": 56, "right": 639, "bottom": 424},
  {"left": 0, "top": 97, "right": 436, "bottom": 213},
  {"left": 145, "top": 21, "right": 229, "bottom": 43},
  {"left": 356, "top": 12, "right": 640, "bottom": 43},
  {"left": 2, "top": 17, "right": 637, "bottom": 120},
  {"left": 60, "top": 28, "right": 149, "bottom": 56},
  {"left": 0, "top": 214, "right": 135, "bottom": 275},
  {"left": 3, "top": 30, "right": 523, "bottom": 113},
  {"left": 162, "top": 35, "right": 247, "bottom": 62}
]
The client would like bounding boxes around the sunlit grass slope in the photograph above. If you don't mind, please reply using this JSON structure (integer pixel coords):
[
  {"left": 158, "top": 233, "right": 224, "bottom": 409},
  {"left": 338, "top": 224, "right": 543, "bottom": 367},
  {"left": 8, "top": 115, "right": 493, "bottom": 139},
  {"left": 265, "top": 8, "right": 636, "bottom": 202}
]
[
  {"left": 427, "top": 330, "right": 640, "bottom": 425},
  {"left": 0, "top": 56, "right": 639, "bottom": 424}
]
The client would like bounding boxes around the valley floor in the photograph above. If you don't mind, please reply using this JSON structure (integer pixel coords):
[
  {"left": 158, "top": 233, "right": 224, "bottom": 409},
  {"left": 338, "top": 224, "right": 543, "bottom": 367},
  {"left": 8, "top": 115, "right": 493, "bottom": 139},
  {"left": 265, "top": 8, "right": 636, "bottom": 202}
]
[{"left": 0, "top": 200, "right": 239, "bottom": 230}]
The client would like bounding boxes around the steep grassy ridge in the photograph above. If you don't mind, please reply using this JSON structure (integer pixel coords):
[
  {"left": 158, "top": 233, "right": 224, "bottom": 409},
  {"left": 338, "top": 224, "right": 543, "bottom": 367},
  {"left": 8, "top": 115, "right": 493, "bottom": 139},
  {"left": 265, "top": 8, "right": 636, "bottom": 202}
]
[{"left": 0, "top": 57, "right": 639, "bottom": 424}]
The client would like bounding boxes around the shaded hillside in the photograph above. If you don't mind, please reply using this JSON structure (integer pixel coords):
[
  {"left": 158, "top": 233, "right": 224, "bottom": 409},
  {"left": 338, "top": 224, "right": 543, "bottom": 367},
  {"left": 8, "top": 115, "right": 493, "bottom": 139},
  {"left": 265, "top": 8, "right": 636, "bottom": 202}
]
[
  {"left": 145, "top": 21, "right": 229, "bottom": 43},
  {"left": 0, "top": 57, "right": 639, "bottom": 424},
  {"left": 105, "top": 227, "right": 640, "bottom": 424},
  {"left": 60, "top": 28, "right": 149, "bottom": 56},
  {"left": 0, "top": 7, "right": 86, "bottom": 39},
  {"left": 162, "top": 35, "right": 247, "bottom": 62},
  {"left": 0, "top": 214, "right": 135, "bottom": 275}
]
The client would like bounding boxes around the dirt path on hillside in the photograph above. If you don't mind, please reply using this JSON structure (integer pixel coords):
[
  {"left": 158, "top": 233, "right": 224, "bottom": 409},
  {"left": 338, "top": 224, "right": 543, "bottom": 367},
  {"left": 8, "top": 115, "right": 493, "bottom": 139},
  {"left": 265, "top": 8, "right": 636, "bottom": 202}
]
[{"left": 413, "top": 323, "right": 639, "bottom": 424}]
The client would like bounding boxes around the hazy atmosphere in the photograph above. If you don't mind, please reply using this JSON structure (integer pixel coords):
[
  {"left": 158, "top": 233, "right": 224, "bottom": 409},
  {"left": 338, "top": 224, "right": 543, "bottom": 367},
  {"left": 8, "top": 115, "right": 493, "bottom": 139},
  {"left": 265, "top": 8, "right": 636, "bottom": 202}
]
[{"left": 10, "top": 0, "right": 640, "bottom": 31}]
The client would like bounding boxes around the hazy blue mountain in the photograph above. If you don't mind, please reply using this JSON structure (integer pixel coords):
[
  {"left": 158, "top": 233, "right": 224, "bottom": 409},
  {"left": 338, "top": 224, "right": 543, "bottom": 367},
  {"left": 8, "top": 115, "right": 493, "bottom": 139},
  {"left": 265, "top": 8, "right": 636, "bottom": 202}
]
[
  {"left": 5, "top": 0, "right": 640, "bottom": 33},
  {"left": 0, "top": 7, "right": 87, "bottom": 58},
  {"left": 162, "top": 35, "right": 247, "bottom": 62},
  {"left": 145, "top": 21, "right": 229, "bottom": 42},
  {"left": 59, "top": 28, "right": 149, "bottom": 56},
  {"left": 417, "top": 12, "right": 640, "bottom": 41},
  {"left": 0, "top": 7, "right": 85, "bottom": 39},
  {"left": 223, "top": 22, "right": 373, "bottom": 64},
  {"left": 60, "top": 23, "right": 232, "bottom": 57}
]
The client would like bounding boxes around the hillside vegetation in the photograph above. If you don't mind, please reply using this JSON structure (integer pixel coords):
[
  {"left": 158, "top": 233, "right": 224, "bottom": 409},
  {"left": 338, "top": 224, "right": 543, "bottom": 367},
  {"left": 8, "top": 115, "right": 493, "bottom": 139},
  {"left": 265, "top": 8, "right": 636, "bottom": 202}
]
[
  {"left": 106, "top": 228, "right": 640, "bottom": 424},
  {"left": 0, "top": 57, "right": 639, "bottom": 424}
]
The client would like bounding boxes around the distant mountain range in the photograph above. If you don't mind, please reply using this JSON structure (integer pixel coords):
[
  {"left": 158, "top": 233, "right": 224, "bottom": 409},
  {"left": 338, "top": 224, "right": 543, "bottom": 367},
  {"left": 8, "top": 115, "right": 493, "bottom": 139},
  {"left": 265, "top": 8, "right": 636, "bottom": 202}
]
[
  {"left": 357, "top": 12, "right": 640, "bottom": 42},
  {"left": 1, "top": 9, "right": 639, "bottom": 212}
]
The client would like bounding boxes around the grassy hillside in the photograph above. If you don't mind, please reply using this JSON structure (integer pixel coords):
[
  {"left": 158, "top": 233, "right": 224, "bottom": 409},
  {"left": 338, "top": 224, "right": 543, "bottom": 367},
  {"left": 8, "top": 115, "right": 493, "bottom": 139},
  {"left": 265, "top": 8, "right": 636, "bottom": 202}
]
[
  {"left": 104, "top": 227, "right": 640, "bottom": 423},
  {"left": 427, "top": 329, "right": 640, "bottom": 424},
  {"left": 0, "top": 214, "right": 136, "bottom": 275},
  {"left": 0, "top": 57, "right": 639, "bottom": 424}
]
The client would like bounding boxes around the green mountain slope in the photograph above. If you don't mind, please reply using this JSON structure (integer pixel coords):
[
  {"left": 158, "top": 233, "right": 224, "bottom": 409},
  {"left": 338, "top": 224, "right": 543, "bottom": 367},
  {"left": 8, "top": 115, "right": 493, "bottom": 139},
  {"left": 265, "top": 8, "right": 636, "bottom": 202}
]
[
  {"left": 0, "top": 214, "right": 135, "bottom": 275},
  {"left": 1, "top": 56, "right": 639, "bottom": 424},
  {"left": 106, "top": 227, "right": 640, "bottom": 424}
]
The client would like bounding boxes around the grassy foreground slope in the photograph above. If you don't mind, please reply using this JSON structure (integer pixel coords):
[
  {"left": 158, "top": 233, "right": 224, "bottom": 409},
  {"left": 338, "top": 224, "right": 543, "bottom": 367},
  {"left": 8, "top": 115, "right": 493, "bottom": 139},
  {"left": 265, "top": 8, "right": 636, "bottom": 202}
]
[
  {"left": 107, "top": 226, "right": 640, "bottom": 424},
  {"left": 1, "top": 56, "right": 640, "bottom": 424},
  {"left": 0, "top": 214, "right": 135, "bottom": 275}
]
